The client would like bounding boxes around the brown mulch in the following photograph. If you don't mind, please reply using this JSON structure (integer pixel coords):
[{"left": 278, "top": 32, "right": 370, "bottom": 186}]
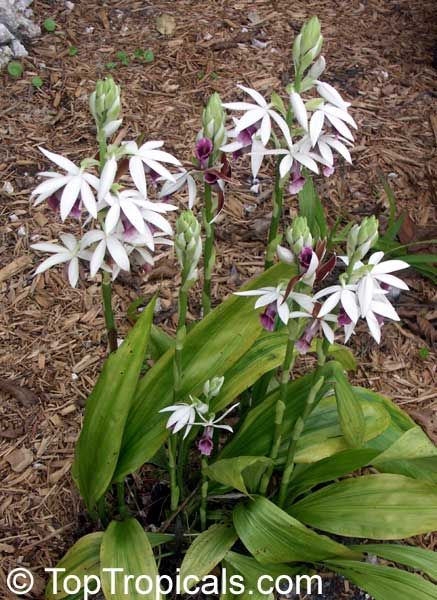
[{"left": 0, "top": 0, "right": 436, "bottom": 595}]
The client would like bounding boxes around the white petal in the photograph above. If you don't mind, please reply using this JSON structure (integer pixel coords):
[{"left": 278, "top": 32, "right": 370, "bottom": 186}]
[
  {"left": 143, "top": 158, "right": 175, "bottom": 182},
  {"left": 187, "top": 176, "right": 197, "bottom": 209},
  {"left": 105, "top": 204, "right": 121, "bottom": 234},
  {"left": 341, "top": 289, "right": 359, "bottom": 323},
  {"left": 130, "top": 155, "right": 148, "bottom": 197},
  {"left": 321, "top": 321, "right": 335, "bottom": 344},
  {"left": 83, "top": 172, "right": 100, "bottom": 190},
  {"left": 81, "top": 229, "right": 104, "bottom": 248},
  {"left": 139, "top": 149, "right": 180, "bottom": 166},
  {"left": 98, "top": 157, "right": 117, "bottom": 201},
  {"left": 68, "top": 257, "right": 79, "bottom": 287},
  {"left": 59, "top": 233, "right": 77, "bottom": 252},
  {"left": 31, "top": 242, "right": 68, "bottom": 254},
  {"left": 288, "top": 311, "right": 311, "bottom": 319},
  {"left": 60, "top": 176, "right": 81, "bottom": 221},
  {"left": 32, "top": 176, "right": 69, "bottom": 203},
  {"left": 260, "top": 113, "right": 271, "bottom": 146},
  {"left": 325, "top": 113, "right": 354, "bottom": 142},
  {"left": 316, "top": 82, "right": 350, "bottom": 110},
  {"left": 38, "top": 147, "right": 78, "bottom": 174},
  {"left": 235, "top": 108, "right": 266, "bottom": 133},
  {"left": 373, "top": 273, "right": 409, "bottom": 290},
  {"left": 107, "top": 236, "right": 130, "bottom": 271},
  {"left": 90, "top": 239, "right": 107, "bottom": 276},
  {"left": 325, "top": 137, "right": 352, "bottom": 163},
  {"left": 290, "top": 92, "right": 308, "bottom": 131},
  {"left": 372, "top": 260, "right": 409, "bottom": 274},
  {"left": 290, "top": 292, "right": 314, "bottom": 312},
  {"left": 142, "top": 210, "right": 173, "bottom": 235},
  {"left": 366, "top": 312, "right": 381, "bottom": 344},
  {"left": 279, "top": 154, "right": 293, "bottom": 179},
  {"left": 318, "top": 291, "right": 341, "bottom": 317},
  {"left": 220, "top": 140, "right": 244, "bottom": 153},
  {"left": 222, "top": 101, "right": 258, "bottom": 111},
  {"left": 254, "top": 292, "right": 278, "bottom": 309},
  {"left": 294, "top": 153, "right": 319, "bottom": 174},
  {"left": 371, "top": 300, "right": 399, "bottom": 321},
  {"left": 323, "top": 104, "right": 357, "bottom": 129},
  {"left": 358, "top": 275, "right": 374, "bottom": 316},
  {"left": 318, "top": 140, "right": 334, "bottom": 165},
  {"left": 276, "top": 245, "right": 294, "bottom": 264},
  {"left": 277, "top": 299, "right": 290, "bottom": 324},
  {"left": 121, "top": 200, "right": 146, "bottom": 235},
  {"left": 237, "top": 84, "right": 267, "bottom": 107},
  {"left": 368, "top": 251, "right": 384, "bottom": 265},
  {"left": 250, "top": 138, "right": 266, "bottom": 178},
  {"left": 35, "top": 253, "right": 70, "bottom": 274},
  {"left": 309, "top": 111, "right": 325, "bottom": 146},
  {"left": 269, "top": 110, "right": 293, "bottom": 147},
  {"left": 314, "top": 285, "right": 340, "bottom": 299},
  {"left": 80, "top": 180, "right": 97, "bottom": 218}
]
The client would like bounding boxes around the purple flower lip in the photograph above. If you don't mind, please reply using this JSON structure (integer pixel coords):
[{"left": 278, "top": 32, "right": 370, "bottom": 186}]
[
  {"left": 70, "top": 199, "right": 82, "bottom": 220},
  {"left": 237, "top": 124, "right": 258, "bottom": 146},
  {"left": 289, "top": 163, "right": 305, "bottom": 195},
  {"left": 260, "top": 302, "right": 277, "bottom": 331},
  {"left": 195, "top": 137, "right": 213, "bottom": 168},
  {"left": 323, "top": 165, "right": 335, "bottom": 177},
  {"left": 204, "top": 171, "right": 219, "bottom": 185},
  {"left": 198, "top": 427, "right": 214, "bottom": 456},
  {"left": 47, "top": 193, "right": 60, "bottom": 213},
  {"left": 299, "top": 246, "right": 313, "bottom": 272},
  {"left": 338, "top": 308, "right": 352, "bottom": 326}
]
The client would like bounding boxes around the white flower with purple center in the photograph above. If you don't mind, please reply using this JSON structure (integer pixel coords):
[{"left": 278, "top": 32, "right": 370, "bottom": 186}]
[
  {"left": 289, "top": 303, "right": 337, "bottom": 353},
  {"left": 159, "top": 169, "right": 197, "bottom": 209},
  {"left": 314, "top": 282, "right": 360, "bottom": 324},
  {"left": 160, "top": 399, "right": 209, "bottom": 440},
  {"left": 123, "top": 140, "right": 181, "bottom": 197},
  {"left": 31, "top": 233, "right": 92, "bottom": 287},
  {"left": 223, "top": 85, "right": 290, "bottom": 147},
  {"left": 235, "top": 284, "right": 314, "bottom": 325},
  {"left": 81, "top": 228, "right": 131, "bottom": 277},
  {"left": 32, "top": 147, "right": 99, "bottom": 221}
]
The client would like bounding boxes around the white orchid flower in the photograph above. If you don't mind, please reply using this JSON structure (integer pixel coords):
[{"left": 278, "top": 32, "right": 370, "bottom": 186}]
[
  {"left": 32, "top": 147, "right": 99, "bottom": 220},
  {"left": 235, "top": 284, "right": 313, "bottom": 325},
  {"left": 159, "top": 169, "right": 197, "bottom": 208},
  {"left": 223, "top": 85, "right": 290, "bottom": 147},
  {"left": 289, "top": 305, "right": 337, "bottom": 346},
  {"left": 314, "top": 282, "right": 359, "bottom": 323},
  {"left": 316, "top": 81, "right": 351, "bottom": 110},
  {"left": 102, "top": 189, "right": 151, "bottom": 236},
  {"left": 81, "top": 228, "right": 130, "bottom": 276},
  {"left": 309, "top": 101, "right": 357, "bottom": 146},
  {"left": 123, "top": 140, "right": 181, "bottom": 196},
  {"left": 31, "top": 233, "right": 92, "bottom": 287},
  {"left": 160, "top": 399, "right": 209, "bottom": 439},
  {"left": 251, "top": 137, "right": 320, "bottom": 180},
  {"left": 98, "top": 156, "right": 118, "bottom": 202}
]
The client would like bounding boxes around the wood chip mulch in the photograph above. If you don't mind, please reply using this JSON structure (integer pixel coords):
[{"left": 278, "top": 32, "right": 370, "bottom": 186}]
[{"left": 0, "top": 0, "right": 436, "bottom": 594}]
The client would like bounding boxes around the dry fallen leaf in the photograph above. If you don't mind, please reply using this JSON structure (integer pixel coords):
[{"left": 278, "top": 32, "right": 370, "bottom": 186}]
[
  {"left": 156, "top": 13, "right": 176, "bottom": 36},
  {"left": 0, "top": 378, "right": 38, "bottom": 407},
  {"left": 6, "top": 448, "right": 34, "bottom": 473}
]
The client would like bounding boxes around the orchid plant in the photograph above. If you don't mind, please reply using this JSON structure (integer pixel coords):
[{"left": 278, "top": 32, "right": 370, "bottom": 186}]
[{"left": 30, "top": 18, "right": 437, "bottom": 600}]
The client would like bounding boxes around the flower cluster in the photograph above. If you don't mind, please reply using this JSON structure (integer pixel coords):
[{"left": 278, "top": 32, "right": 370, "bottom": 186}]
[
  {"left": 237, "top": 217, "right": 409, "bottom": 347},
  {"left": 220, "top": 17, "right": 356, "bottom": 194},
  {"left": 31, "top": 77, "right": 181, "bottom": 286}
]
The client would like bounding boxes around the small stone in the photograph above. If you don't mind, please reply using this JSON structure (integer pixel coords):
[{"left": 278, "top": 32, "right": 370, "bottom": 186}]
[
  {"left": 0, "top": 23, "right": 13, "bottom": 43},
  {"left": 64, "top": 0, "right": 75, "bottom": 10},
  {"left": 10, "top": 37, "right": 28, "bottom": 57},
  {"left": 6, "top": 447, "right": 34, "bottom": 472},
  {"left": 3, "top": 181, "right": 14, "bottom": 193}
]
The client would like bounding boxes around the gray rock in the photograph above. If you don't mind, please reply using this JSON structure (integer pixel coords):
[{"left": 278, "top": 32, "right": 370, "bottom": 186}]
[{"left": 0, "top": 0, "right": 40, "bottom": 68}]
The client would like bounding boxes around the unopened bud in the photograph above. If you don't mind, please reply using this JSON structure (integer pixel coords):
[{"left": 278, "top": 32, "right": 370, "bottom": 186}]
[
  {"left": 90, "top": 76, "right": 122, "bottom": 139},
  {"left": 285, "top": 216, "right": 313, "bottom": 256},
  {"left": 201, "top": 93, "right": 227, "bottom": 153},
  {"left": 175, "top": 210, "right": 202, "bottom": 286},
  {"left": 300, "top": 16, "right": 321, "bottom": 55},
  {"left": 203, "top": 376, "right": 225, "bottom": 399},
  {"left": 347, "top": 216, "right": 379, "bottom": 262}
]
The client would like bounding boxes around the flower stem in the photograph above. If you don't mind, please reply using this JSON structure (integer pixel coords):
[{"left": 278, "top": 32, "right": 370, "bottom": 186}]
[
  {"left": 200, "top": 455, "right": 209, "bottom": 530},
  {"left": 259, "top": 323, "right": 297, "bottom": 494},
  {"left": 202, "top": 182, "right": 215, "bottom": 315},
  {"left": 167, "top": 435, "right": 180, "bottom": 512},
  {"left": 265, "top": 161, "right": 284, "bottom": 269},
  {"left": 117, "top": 481, "right": 129, "bottom": 520},
  {"left": 278, "top": 376, "right": 325, "bottom": 507},
  {"left": 97, "top": 128, "right": 107, "bottom": 171},
  {"left": 102, "top": 271, "right": 118, "bottom": 353}
]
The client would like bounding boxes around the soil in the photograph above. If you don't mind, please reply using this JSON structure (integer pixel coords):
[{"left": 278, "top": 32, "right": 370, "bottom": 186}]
[{"left": 0, "top": 0, "right": 436, "bottom": 598}]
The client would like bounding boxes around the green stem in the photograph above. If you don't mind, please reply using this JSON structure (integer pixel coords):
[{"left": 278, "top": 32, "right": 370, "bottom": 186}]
[
  {"left": 98, "top": 128, "right": 107, "bottom": 171},
  {"left": 102, "top": 271, "right": 118, "bottom": 353},
  {"left": 168, "top": 435, "right": 180, "bottom": 512},
  {"left": 259, "top": 323, "right": 297, "bottom": 494},
  {"left": 202, "top": 183, "right": 215, "bottom": 314},
  {"left": 117, "top": 481, "right": 129, "bottom": 520},
  {"left": 265, "top": 161, "right": 284, "bottom": 269},
  {"left": 278, "top": 376, "right": 325, "bottom": 507},
  {"left": 200, "top": 456, "right": 209, "bottom": 530}
]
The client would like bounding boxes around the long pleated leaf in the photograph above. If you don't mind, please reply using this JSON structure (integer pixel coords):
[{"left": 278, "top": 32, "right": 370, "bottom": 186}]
[{"left": 349, "top": 544, "right": 437, "bottom": 581}]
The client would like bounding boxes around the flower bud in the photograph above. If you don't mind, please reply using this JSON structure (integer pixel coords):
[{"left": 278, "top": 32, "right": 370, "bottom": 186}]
[
  {"left": 203, "top": 376, "right": 225, "bottom": 399},
  {"left": 300, "top": 16, "right": 321, "bottom": 55},
  {"left": 175, "top": 210, "right": 202, "bottom": 286},
  {"left": 201, "top": 93, "right": 227, "bottom": 153},
  {"left": 347, "top": 216, "right": 379, "bottom": 261},
  {"left": 89, "top": 76, "right": 122, "bottom": 139},
  {"left": 309, "top": 55, "right": 326, "bottom": 80},
  {"left": 285, "top": 216, "right": 313, "bottom": 256}
]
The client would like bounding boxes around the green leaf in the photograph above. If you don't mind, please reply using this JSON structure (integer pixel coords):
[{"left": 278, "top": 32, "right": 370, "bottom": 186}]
[
  {"left": 212, "top": 330, "right": 288, "bottom": 412},
  {"left": 180, "top": 523, "right": 237, "bottom": 589},
  {"left": 328, "top": 559, "right": 437, "bottom": 600},
  {"left": 350, "top": 544, "right": 437, "bottom": 580},
  {"left": 223, "top": 551, "right": 304, "bottom": 600},
  {"left": 149, "top": 324, "right": 174, "bottom": 359},
  {"left": 298, "top": 177, "right": 327, "bottom": 239},
  {"left": 46, "top": 533, "right": 102, "bottom": 599},
  {"left": 113, "top": 263, "right": 295, "bottom": 481},
  {"left": 270, "top": 91, "right": 286, "bottom": 117},
  {"left": 334, "top": 368, "right": 365, "bottom": 448},
  {"left": 31, "top": 76, "right": 43, "bottom": 88},
  {"left": 287, "top": 448, "right": 379, "bottom": 501},
  {"left": 68, "top": 46, "right": 78, "bottom": 56},
  {"left": 73, "top": 297, "right": 156, "bottom": 510},
  {"left": 144, "top": 49, "right": 154, "bottom": 62},
  {"left": 7, "top": 61, "right": 23, "bottom": 78},
  {"left": 327, "top": 344, "right": 357, "bottom": 371},
  {"left": 146, "top": 532, "right": 175, "bottom": 548},
  {"left": 100, "top": 518, "right": 161, "bottom": 600},
  {"left": 205, "top": 457, "right": 272, "bottom": 495},
  {"left": 44, "top": 18, "right": 57, "bottom": 32},
  {"left": 105, "top": 62, "right": 117, "bottom": 70},
  {"left": 233, "top": 496, "right": 359, "bottom": 565},
  {"left": 290, "top": 474, "right": 437, "bottom": 539}
]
